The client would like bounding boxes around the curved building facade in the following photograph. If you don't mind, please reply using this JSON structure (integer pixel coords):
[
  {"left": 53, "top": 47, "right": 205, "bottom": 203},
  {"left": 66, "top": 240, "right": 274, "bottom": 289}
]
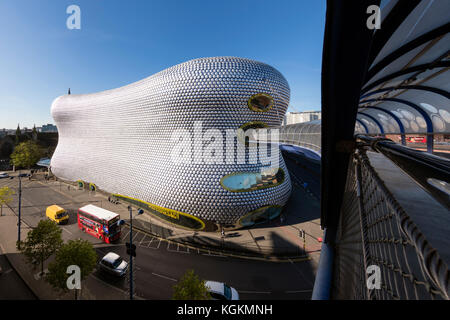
[{"left": 51, "top": 57, "right": 292, "bottom": 231}]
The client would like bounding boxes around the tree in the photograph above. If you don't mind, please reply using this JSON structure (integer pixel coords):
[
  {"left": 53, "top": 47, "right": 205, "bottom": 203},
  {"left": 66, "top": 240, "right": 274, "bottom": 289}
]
[
  {"left": 46, "top": 239, "right": 97, "bottom": 300},
  {"left": 0, "top": 138, "right": 14, "bottom": 159},
  {"left": 0, "top": 186, "right": 15, "bottom": 216},
  {"left": 17, "top": 219, "right": 63, "bottom": 275},
  {"left": 10, "top": 140, "right": 43, "bottom": 169},
  {"left": 32, "top": 125, "right": 38, "bottom": 141},
  {"left": 15, "top": 124, "right": 21, "bottom": 145},
  {"left": 172, "top": 269, "right": 211, "bottom": 300}
]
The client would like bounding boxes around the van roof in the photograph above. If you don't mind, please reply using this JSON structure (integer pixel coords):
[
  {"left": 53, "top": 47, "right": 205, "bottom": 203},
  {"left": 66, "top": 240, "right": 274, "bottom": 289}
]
[
  {"left": 79, "top": 204, "right": 119, "bottom": 221},
  {"left": 48, "top": 205, "right": 65, "bottom": 212}
]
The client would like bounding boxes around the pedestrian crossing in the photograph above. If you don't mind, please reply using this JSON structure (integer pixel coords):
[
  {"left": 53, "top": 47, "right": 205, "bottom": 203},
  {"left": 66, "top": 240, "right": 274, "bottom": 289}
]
[{"left": 119, "top": 226, "right": 213, "bottom": 256}]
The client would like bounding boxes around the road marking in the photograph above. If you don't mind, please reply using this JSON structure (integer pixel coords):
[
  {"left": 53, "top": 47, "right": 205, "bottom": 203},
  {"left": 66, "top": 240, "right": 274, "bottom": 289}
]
[
  {"left": 3, "top": 268, "right": 13, "bottom": 275},
  {"left": 148, "top": 238, "right": 161, "bottom": 249},
  {"left": 139, "top": 234, "right": 147, "bottom": 246},
  {"left": 122, "top": 230, "right": 130, "bottom": 240},
  {"left": 132, "top": 231, "right": 139, "bottom": 242},
  {"left": 285, "top": 289, "right": 313, "bottom": 294},
  {"left": 151, "top": 272, "right": 177, "bottom": 282},
  {"left": 62, "top": 227, "right": 73, "bottom": 235},
  {"left": 202, "top": 253, "right": 227, "bottom": 258},
  {"left": 177, "top": 245, "right": 190, "bottom": 254},
  {"left": 146, "top": 237, "right": 155, "bottom": 247}
]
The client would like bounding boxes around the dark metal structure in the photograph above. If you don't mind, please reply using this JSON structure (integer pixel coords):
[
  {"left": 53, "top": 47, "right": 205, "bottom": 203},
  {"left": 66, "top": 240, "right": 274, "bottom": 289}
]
[{"left": 312, "top": 0, "right": 450, "bottom": 299}]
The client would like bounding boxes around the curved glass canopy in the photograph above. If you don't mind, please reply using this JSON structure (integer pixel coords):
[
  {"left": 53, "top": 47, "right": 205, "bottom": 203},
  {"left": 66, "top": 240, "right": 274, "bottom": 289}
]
[{"left": 357, "top": 0, "right": 450, "bottom": 149}]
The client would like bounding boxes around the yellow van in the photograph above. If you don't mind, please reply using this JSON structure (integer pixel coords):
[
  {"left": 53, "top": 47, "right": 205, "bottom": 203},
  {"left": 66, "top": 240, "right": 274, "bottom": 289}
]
[{"left": 46, "top": 205, "right": 69, "bottom": 224}]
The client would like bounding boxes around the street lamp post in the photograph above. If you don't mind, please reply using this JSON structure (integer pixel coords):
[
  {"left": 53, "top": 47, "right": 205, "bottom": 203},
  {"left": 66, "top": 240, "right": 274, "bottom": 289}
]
[
  {"left": 17, "top": 174, "right": 22, "bottom": 247},
  {"left": 119, "top": 206, "right": 143, "bottom": 300}
]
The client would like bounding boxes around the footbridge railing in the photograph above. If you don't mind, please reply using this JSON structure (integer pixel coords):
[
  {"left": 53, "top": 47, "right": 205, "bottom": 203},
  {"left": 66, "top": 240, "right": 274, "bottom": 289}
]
[{"left": 313, "top": 136, "right": 450, "bottom": 300}]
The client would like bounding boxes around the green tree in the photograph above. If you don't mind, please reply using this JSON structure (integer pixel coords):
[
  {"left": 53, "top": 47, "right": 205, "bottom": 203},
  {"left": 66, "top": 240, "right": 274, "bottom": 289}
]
[
  {"left": 17, "top": 219, "right": 63, "bottom": 275},
  {"left": 172, "top": 269, "right": 211, "bottom": 300},
  {"left": 0, "top": 186, "right": 15, "bottom": 216},
  {"left": 15, "top": 124, "right": 21, "bottom": 145},
  {"left": 32, "top": 125, "right": 38, "bottom": 141},
  {"left": 46, "top": 239, "right": 97, "bottom": 300},
  {"left": 10, "top": 140, "right": 43, "bottom": 169}
]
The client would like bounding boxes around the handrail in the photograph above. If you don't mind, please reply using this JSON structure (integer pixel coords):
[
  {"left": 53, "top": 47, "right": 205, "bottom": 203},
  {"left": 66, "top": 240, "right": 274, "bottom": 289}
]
[
  {"left": 311, "top": 229, "right": 334, "bottom": 300},
  {"left": 355, "top": 135, "right": 450, "bottom": 210}
]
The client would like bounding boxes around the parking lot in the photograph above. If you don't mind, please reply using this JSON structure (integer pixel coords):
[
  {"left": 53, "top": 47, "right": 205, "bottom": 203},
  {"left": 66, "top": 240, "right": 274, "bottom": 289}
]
[
  {"left": 0, "top": 173, "right": 129, "bottom": 245},
  {"left": 0, "top": 172, "right": 228, "bottom": 258}
]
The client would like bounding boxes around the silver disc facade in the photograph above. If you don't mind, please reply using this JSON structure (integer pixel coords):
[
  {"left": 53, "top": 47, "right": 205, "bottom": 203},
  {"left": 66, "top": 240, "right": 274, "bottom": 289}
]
[{"left": 50, "top": 56, "right": 292, "bottom": 231}]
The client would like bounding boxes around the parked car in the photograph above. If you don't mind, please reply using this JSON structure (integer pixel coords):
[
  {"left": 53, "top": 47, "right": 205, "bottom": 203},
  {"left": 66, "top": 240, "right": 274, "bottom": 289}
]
[
  {"left": 98, "top": 252, "right": 128, "bottom": 277},
  {"left": 205, "top": 281, "right": 239, "bottom": 300},
  {"left": 18, "top": 173, "right": 30, "bottom": 177},
  {"left": 0, "top": 172, "right": 9, "bottom": 179}
]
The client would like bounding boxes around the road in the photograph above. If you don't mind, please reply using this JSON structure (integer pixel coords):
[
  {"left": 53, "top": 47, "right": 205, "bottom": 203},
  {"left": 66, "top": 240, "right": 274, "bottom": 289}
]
[
  {"left": 91, "top": 225, "right": 316, "bottom": 300},
  {"left": 0, "top": 174, "right": 318, "bottom": 300}
]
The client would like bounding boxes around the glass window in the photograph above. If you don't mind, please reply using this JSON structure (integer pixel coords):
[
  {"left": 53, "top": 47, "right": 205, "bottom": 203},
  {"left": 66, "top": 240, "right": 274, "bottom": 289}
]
[
  {"left": 223, "top": 285, "right": 232, "bottom": 300},
  {"left": 237, "top": 121, "right": 268, "bottom": 146},
  {"left": 220, "top": 167, "right": 285, "bottom": 192},
  {"left": 239, "top": 206, "right": 282, "bottom": 227},
  {"left": 247, "top": 93, "right": 274, "bottom": 112},
  {"left": 112, "top": 257, "right": 123, "bottom": 268},
  {"left": 210, "top": 292, "right": 226, "bottom": 300},
  {"left": 112, "top": 194, "right": 205, "bottom": 231}
]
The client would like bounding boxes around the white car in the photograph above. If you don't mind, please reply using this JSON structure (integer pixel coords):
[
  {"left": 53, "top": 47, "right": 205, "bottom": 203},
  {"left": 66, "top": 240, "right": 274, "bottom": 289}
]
[
  {"left": 205, "top": 281, "right": 239, "bottom": 300},
  {"left": 0, "top": 172, "right": 9, "bottom": 179},
  {"left": 98, "top": 252, "right": 128, "bottom": 277}
]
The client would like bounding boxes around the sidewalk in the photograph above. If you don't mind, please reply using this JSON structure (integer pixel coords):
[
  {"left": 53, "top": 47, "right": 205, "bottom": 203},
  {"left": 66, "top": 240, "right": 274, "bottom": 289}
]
[
  {"left": 44, "top": 175, "right": 324, "bottom": 260},
  {"left": 111, "top": 182, "right": 323, "bottom": 260}
]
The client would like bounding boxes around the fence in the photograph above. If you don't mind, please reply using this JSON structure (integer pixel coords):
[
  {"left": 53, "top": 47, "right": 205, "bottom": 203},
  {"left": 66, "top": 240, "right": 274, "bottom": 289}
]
[
  {"left": 331, "top": 148, "right": 449, "bottom": 299},
  {"left": 279, "top": 121, "right": 321, "bottom": 154}
]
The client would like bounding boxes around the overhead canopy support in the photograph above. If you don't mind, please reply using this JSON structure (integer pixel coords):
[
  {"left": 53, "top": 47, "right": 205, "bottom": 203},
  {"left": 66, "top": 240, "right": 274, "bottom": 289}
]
[
  {"left": 361, "top": 61, "right": 450, "bottom": 93},
  {"left": 362, "top": 105, "right": 406, "bottom": 145},
  {"left": 355, "top": 118, "right": 369, "bottom": 134},
  {"left": 365, "top": 23, "right": 450, "bottom": 81},
  {"left": 361, "top": 85, "right": 450, "bottom": 100},
  {"left": 363, "top": 97, "right": 434, "bottom": 152},
  {"left": 366, "top": 0, "right": 421, "bottom": 66},
  {"left": 357, "top": 112, "right": 386, "bottom": 136}
]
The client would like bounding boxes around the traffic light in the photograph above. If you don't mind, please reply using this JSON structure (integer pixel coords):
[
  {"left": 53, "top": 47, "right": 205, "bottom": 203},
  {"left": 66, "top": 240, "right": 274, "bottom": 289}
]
[{"left": 126, "top": 242, "right": 137, "bottom": 257}]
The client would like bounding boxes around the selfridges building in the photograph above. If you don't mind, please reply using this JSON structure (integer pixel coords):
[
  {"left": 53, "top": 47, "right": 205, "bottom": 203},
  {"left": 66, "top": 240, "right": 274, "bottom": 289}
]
[{"left": 51, "top": 57, "right": 292, "bottom": 231}]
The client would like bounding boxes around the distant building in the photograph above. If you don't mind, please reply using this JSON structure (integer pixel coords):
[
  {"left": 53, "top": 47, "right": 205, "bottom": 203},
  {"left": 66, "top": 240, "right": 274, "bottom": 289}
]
[
  {"left": 41, "top": 123, "right": 58, "bottom": 133},
  {"left": 283, "top": 111, "right": 321, "bottom": 125}
]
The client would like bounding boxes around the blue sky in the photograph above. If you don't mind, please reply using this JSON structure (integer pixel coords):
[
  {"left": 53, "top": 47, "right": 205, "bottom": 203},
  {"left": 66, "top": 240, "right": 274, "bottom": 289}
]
[{"left": 0, "top": 0, "right": 326, "bottom": 129}]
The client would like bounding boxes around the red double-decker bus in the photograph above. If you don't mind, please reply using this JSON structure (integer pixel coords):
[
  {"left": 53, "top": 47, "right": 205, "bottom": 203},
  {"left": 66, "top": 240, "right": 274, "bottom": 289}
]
[{"left": 77, "top": 204, "right": 121, "bottom": 243}]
